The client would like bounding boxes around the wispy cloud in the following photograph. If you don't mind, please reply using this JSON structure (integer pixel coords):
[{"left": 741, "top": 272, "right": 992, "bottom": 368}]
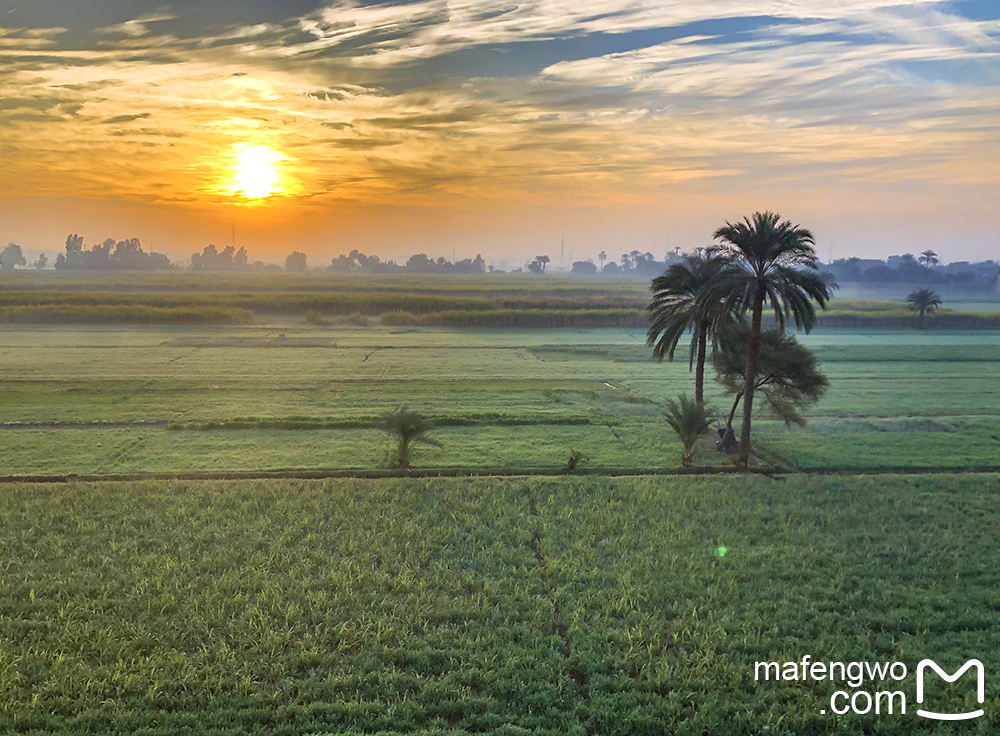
[
  {"left": 0, "top": 0, "right": 997, "bottom": 248},
  {"left": 97, "top": 10, "right": 177, "bottom": 38}
]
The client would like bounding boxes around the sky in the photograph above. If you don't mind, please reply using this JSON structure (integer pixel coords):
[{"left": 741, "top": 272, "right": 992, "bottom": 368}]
[{"left": 1, "top": 0, "right": 998, "bottom": 266}]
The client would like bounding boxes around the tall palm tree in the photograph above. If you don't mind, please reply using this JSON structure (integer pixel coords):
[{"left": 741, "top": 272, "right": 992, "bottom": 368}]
[
  {"left": 707, "top": 211, "right": 835, "bottom": 469},
  {"left": 647, "top": 254, "right": 726, "bottom": 405},
  {"left": 598, "top": 251, "right": 607, "bottom": 270},
  {"left": 905, "top": 287, "right": 941, "bottom": 329},
  {"left": 918, "top": 250, "right": 939, "bottom": 268}
]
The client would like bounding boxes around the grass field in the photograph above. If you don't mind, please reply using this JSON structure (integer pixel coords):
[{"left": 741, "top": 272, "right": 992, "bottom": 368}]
[
  {"left": 1, "top": 474, "right": 998, "bottom": 735},
  {"left": 1, "top": 323, "right": 999, "bottom": 475},
  {"left": 2, "top": 274, "right": 999, "bottom": 734}
]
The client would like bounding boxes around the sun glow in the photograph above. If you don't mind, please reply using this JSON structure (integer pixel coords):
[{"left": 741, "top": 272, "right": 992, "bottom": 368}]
[{"left": 229, "top": 145, "right": 285, "bottom": 199}]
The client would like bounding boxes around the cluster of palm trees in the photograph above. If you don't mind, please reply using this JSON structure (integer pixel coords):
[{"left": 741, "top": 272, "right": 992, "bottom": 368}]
[{"left": 647, "top": 211, "right": 836, "bottom": 469}]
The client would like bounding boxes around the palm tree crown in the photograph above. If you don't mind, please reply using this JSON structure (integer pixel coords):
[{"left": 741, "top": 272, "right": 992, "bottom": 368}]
[
  {"left": 905, "top": 288, "right": 941, "bottom": 329},
  {"left": 662, "top": 393, "right": 712, "bottom": 467},
  {"left": 647, "top": 254, "right": 728, "bottom": 404},
  {"left": 707, "top": 211, "right": 833, "bottom": 330},
  {"left": 380, "top": 408, "right": 442, "bottom": 469},
  {"left": 918, "top": 250, "right": 939, "bottom": 267}
]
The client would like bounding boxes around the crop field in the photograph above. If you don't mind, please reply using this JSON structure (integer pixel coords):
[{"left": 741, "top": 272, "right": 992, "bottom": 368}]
[
  {"left": 2, "top": 274, "right": 999, "bottom": 734},
  {"left": 1, "top": 322, "right": 999, "bottom": 475},
  {"left": 1, "top": 271, "right": 998, "bottom": 328},
  {"left": 1, "top": 474, "right": 998, "bottom": 735}
]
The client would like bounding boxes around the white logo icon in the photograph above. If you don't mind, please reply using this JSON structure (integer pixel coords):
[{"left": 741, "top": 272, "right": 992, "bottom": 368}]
[{"left": 916, "top": 659, "right": 985, "bottom": 720}]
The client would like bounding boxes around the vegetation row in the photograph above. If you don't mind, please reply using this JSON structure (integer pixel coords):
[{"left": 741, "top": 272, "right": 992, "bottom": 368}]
[
  {"left": 0, "top": 305, "right": 253, "bottom": 325},
  {"left": 166, "top": 415, "right": 593, "bottom": 431}
]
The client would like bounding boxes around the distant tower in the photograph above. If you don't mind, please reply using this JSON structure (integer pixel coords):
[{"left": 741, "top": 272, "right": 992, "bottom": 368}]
[
  {"left": 828, "top": 240, "right": 834, "bottom": 263},
  {"left": 560, "top": 236, "right": 565, "bottom": 270},
  {"left": 231, "top": 225, "right": 236, "bottom": 250},
  {"left": 453, "top": 247, "right": 456, "bottom": 261}
]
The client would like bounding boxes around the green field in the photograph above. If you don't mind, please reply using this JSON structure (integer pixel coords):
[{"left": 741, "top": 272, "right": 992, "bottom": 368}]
[
  {"left": 1, "top": 474, "right": 998, "bottom": 735},
  {"left": 2, "top": 274, "right": 999, "bottom": 734},
  {"left": 1, "top": 323, "right": 999, "bottom": 475}
]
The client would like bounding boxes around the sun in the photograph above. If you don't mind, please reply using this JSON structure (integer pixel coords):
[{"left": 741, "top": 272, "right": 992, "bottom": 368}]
[{"left": 229, "top": 144, "right": 285, "bottom": 199}]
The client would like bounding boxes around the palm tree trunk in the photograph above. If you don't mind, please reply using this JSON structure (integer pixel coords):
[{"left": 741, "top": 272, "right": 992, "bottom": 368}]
[
  {"left": 398, "top": 436, "right": 410, "bottom": 469},
  {"left": 695, "top": 320, "right": 708, "bottom": 405},
  {"left": 727, "top": 391, "right": 743, "bottom": 430},
  {"left": 918, "top": 307, "right": 925, "bottom": 330},
  {"left": 738, "top": 288, "right": 765, "bottom": 470}
]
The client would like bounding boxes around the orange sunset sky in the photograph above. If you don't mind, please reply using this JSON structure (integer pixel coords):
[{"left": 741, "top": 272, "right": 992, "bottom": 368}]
[{"left": 1, "top": 0, "right": 998, "bottom": 266}]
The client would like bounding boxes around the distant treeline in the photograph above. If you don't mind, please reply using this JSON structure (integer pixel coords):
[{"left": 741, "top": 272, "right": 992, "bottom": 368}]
[
  {"left": 54, "top": 235, "right": 173, "bottom": 271},
  {"left": 0, "top": 305, "right": 252, "bottom": 324},
  {"left": 329, "top": 250, "right": 490, "bottom": 274},
  {"left": 826, "top": 252, "right": 998, "bottom": 288}
]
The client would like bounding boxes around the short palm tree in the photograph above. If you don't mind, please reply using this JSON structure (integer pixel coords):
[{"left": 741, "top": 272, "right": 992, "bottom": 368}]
[
  {"left": 380, "top": 408, "right": 442, "bottom": 469},
  {"left": 707, "top": 211, "right": 835, "bottom": 469},
  {"left": 663, "top": 394, "right": 712, "bottom": 467},
  {"left": 905, "top": 288, "right": 941, "bottom": 329},
  {"left": 647, "top": 254, "right": 727, "bottom": 405}
]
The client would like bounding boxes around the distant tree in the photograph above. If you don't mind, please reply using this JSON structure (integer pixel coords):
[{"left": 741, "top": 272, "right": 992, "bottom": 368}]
[
  {"left": 34, "top": 253, "right": 47, "bottom": 270},
  {"left": 602, "top": 261, "right": 623, "bottom": 276},
  {"left": 918, "top": 249, "right": 939, "bottom": 268},
  {"left": 191, "top": 244, "right": 219, "bottom": 270},
  {"left": 634, "top": 253, "right": 662, "bottom": 277},
  {"left": 54, "top": 234, "right": 85, "bottom": 270},
  {"left": 706, "top": 211, "right": 834, "bottom": 469},
  {"left": 451, "top": 254, "right": 486, "bottom": 274},
  {"left": 536, "top": 255, "right": 550, "bottom": 272},
  {"left": 864, "top": 264, "right": 898, "bottom": 283},
  {"left": 619, "top": 253, "right": 632, "bottom": 270},
  {"left": 662, "top": 394, "right": 713, "bottom": 467},
  {"left": 598, "top": 251, "right": 607, "bottom": 270},
  {"left": 285, "top": 251, "right": 308, "bottom": 272},
  {"left": 571, "top": 260, "right": 597, "bottom": 275},
  {"left": 896, "top": 253, "right": 924, "bottom": 280},
  {"left": 713, "top": 323, "right": 829, "bottom": 443},
  {"left": 528, "top": 257, "right": 546, "bottom": 274},
  {"left": 380, "top": 408, "right": 442, "bottom": 469},
  {"left": 405, "top": 253, "right": 437, "bottom": 273},
  {"left": 1, "top": 243, "right": 26, "bottom": 271},
  {"left": 905, "top": 288, "right": 941, "bottom": 329}
]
